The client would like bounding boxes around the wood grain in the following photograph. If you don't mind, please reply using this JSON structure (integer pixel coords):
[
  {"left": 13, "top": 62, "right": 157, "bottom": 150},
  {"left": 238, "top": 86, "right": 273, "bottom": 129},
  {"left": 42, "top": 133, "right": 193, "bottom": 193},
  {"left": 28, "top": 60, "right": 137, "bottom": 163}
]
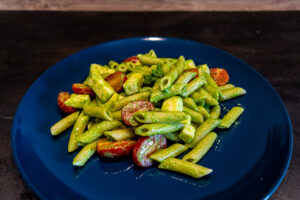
[
  {"left": 0, "top": 0, "right": 300, "bottom": 11},
  {"left": 0, "top": 11, "right": 299, "bottom": 200}
]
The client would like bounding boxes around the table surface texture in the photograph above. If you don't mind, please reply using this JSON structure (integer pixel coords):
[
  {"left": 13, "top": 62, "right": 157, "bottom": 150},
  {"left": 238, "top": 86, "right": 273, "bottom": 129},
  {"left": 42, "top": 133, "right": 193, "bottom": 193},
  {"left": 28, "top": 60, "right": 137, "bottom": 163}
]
[{"left": 0, "top": 0, "right": 300, "bottom": 11}]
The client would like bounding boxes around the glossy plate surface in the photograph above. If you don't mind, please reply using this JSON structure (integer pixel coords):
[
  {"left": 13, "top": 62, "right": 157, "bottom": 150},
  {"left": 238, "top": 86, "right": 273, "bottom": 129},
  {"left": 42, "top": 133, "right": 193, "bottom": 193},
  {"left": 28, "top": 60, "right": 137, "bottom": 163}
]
[{"left": 11, "top": 37, "right": 293, "bottom": 200}]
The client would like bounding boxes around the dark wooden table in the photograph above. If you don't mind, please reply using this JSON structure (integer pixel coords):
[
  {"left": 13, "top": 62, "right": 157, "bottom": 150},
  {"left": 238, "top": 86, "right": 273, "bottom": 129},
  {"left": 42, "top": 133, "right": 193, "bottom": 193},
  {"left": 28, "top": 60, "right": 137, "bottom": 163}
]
[{"left": 0, "top": 12, "right": 299, "bottom": 200}]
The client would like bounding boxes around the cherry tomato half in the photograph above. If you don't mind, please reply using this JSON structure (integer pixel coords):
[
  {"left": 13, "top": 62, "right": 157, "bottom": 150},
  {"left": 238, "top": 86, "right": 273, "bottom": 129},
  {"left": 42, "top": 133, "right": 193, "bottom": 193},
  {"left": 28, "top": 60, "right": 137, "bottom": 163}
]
[
  {"left": 123, "top": 56, "right": 140, "bottom": 63},
  {"left": 105, "top": 72, "right": 127, "bottom": 93},
  {"left": 210, "top": 68, "right": 230, "bottom": 86}
]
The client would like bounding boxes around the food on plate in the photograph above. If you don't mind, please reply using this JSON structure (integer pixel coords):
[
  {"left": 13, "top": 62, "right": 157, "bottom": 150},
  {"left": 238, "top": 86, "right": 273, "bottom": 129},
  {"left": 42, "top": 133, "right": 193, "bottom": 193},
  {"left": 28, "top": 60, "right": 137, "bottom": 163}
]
[
  {"left": 121, "top": 100, "right": 155, "bottom": 126},
  {"left": 150, "top": 143, "right": 188, "bottom": 163},
  {"left": 210, "top": 68, "right": 230, "bottom": 86},
  {"left": 50, "top": 50, "right": 246, "bottom": 178},
  {"left": 182, "top": 132, "right": 217, "bottom": 163},
  {"left": 133, "top": 135, "right": 167, "bottom": 167},
  {"left": 105, "top": 72, "right": 127, "bottom": 93},
  {"left": 218, "top": 107, "right": 244, "bottom": 129},
  {"left": 72, "top": 83, "right": 96, "bottom": 98},
  {"left": 97, "top": 139, "right": 136, "bottom": 158},
  {"left": 51, "top": 111, "right": 80, "bottom": 136},
  {"left": 57, "top": 92, "right": 77, "bottom": 113},
  {"left": 158, "top": 158, "right": 212, "bottom": 178}
]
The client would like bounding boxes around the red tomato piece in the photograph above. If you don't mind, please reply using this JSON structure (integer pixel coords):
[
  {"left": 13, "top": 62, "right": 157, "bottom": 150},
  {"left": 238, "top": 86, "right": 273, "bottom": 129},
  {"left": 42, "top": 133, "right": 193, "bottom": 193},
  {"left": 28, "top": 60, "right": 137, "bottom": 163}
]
[
  {"left": 123, "top": 56, "right": 140, "bottom": 63},
  {"left": 121, "top": 100, "right": 155, "bottom": 126},
  {"left": 209, "top": 68, "right": 230, "bottom": 86},
  {"left": 57, "top": 92, "right": 77, "bottom": 113},
  {"left": 105, "top": 72, "right": 127, "bottom": 93},
  {"left": 132, "top": 135, "right": 167, "bottom": 167},
  {"left": 72, "top": 83, "right": 95, "bottom": 98},
  {"left": 96, "top": 138, "right": 112, "bottom": 149},
  {"left": 97, "top": 140, "right": 136, "bottom": 158},
  {"left": 183, "top": 68, "right": 199, "bottom": 77}
]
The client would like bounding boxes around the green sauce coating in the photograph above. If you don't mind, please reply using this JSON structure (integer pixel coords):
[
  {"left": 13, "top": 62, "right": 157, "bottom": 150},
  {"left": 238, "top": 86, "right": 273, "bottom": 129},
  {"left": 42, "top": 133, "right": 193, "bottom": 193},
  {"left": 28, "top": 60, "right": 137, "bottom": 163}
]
[
  {"left": 50, "top": 111, "right": 80, "bottom": 136},
  {"left": 135, "top": 123, "right": 184, "bottom": 136},
  {"left": 150, "top": 143, "right": 188, "bottom": 163},
  {"left": 158, "top": 158, "right": 212, "bottom": 178},
  {"left": 186, "top": 118, "right": 220, "bottom": 148},
  {"left": 220, "top": 87, "right": 246, "bottom": 101},
  {"left": 68, "top": 112, "right": 90, "bottom": 152},
  {"left": 183, "top": 132, "right": 217, "bottom": 163},
  {"left": 219, "top": 107, "right": 244, "bottom": 129},
  {"left": 77, "top": 120, "right": 121, "bottom": 144},
  {"left": 134, "top": 111, "right": 187, "bottom": 124},
  {"left": 160, "top": 56, "right": 185, "bottom": 91}
]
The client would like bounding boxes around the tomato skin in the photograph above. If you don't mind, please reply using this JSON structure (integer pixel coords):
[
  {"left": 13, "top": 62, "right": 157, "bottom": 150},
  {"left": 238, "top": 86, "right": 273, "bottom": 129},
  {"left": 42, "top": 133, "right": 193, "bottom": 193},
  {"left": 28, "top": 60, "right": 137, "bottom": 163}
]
[
  {"left": 209, "top": 68, "right": 230, "bottom": 86},
  {"left": 72, "top": 83, "right": 95, "bottom": 98},
  {"left": 96, "top": 138, "right": 112, "bottom": 150},
  {"left": 123, "top": 56, "right": 140, "bottom": 63},
  {"left": 183, "top": 68, "right": 199, "bottom": 77},
  {"left": 97, "top": 140, "right": 136, "bottom": 158},
  {"left": 57, "top": 92, "right": 77, "bottom": 113},
  {"left": 132, "top": 135, "right": 167, "bottom": 167},
  {"left": 105, "top": 72, "right": 127, "bottom": 93},
  {"left": 122, "top": 100, "right": 155, "bottom": 126}
]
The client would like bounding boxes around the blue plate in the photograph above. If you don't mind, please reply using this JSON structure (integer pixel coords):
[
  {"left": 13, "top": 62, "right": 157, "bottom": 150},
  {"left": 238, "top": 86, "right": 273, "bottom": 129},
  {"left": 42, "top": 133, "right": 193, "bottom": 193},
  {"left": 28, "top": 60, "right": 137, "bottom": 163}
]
[{"left": 11, "top": 37, "right": 293, "bottom": 200}]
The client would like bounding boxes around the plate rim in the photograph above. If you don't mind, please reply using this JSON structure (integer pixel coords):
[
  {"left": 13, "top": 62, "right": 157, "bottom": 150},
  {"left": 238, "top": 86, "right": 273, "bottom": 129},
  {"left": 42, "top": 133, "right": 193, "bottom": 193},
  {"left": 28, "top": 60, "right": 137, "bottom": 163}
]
[{"left": 11, "top": 36, "right": 293, "bottom": 200}]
